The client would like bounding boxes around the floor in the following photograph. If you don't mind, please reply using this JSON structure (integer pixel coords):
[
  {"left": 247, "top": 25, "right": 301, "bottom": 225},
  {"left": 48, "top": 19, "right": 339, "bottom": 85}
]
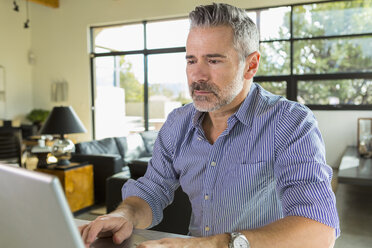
[
  {"left": 76, "top": 170, "right": 372, "bottom": 247},
  {"left": 333, "top": 180, "right": 372, "bottom": 247}
]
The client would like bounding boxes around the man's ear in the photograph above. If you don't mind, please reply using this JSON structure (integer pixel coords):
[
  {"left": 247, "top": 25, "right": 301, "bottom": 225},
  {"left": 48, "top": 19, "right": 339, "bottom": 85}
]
[{"left": 243, "top": 51, "right": 260, "bottom": 80}]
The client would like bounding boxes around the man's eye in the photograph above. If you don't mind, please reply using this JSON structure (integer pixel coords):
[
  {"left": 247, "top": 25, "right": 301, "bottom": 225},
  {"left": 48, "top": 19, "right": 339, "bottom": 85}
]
[
  {"left": 187, "top": 60, "right": 196, "bottom": 65},
  {"left": 208, "top": 60, "right": 220, "bottom": 64}
]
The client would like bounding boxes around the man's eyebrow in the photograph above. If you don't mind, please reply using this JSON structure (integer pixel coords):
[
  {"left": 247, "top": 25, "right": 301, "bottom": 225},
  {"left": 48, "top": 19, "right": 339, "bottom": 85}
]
[
  {"left": 205, "top": 54, "right": 227, "bottom": 58},
  {"left": 185, "top": 54, "right": 227, "bottom": 59}
]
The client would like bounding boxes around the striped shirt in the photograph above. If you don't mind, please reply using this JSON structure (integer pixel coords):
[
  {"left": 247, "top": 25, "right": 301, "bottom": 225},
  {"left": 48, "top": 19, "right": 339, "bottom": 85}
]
[{"left": 122, "top": 83, "right": 340, "bottom": 237}]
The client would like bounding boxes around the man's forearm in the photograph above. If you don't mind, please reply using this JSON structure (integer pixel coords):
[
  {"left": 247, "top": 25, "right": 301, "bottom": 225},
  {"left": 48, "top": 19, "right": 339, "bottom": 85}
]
[
  {"left": 112, "top": 196, "right": 153, "bottom": 229},
  {"left": 211, "top": 216, "right": 335, "bottom": 248}
]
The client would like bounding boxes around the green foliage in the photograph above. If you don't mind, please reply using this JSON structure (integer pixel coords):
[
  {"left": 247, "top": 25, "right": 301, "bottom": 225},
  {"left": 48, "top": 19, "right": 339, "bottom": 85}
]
[
  {"left": 258, "top": 0, "right": 372, "bottom": 105},
  {"left": 119, "top": 55, "right": 187, "bottom": 103},
  {"left": 119, "top": 56, "right": 144, "bottom": 102},
  {"left": 175, "top": 92, "right": 192, "bottom": 106},
  {"left": 149, "top": 84, "right": 174, "bottom": 99},
  {"left": 26, "top": 109, "right": 50, "bottom": 123}
]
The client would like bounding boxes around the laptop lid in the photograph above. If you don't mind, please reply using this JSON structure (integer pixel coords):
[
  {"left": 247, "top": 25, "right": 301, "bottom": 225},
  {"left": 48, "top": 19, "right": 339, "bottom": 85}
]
[
  {"left": 0, "top": 163, "right": 85, "bottom": 248},
  {"left": 0, "top": 164, "right": 189, "bottom": 248}
]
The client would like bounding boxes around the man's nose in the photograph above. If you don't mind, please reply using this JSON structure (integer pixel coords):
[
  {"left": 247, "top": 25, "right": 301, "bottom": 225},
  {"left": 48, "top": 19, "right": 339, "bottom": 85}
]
[{"left": 188, "top": 62, "right": 209, "bottom": 82}]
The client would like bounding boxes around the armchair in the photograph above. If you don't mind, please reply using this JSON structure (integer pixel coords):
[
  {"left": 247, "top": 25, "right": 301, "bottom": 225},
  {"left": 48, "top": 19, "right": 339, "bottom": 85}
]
[{"left": 72, "top": 131, "right": 158, "bottom": 204}]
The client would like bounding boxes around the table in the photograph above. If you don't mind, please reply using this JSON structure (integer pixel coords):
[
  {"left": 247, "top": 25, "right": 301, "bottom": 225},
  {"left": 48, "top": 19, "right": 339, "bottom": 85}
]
[
  {"left": 338, "top": 146, "right": 372, "bottom": 185},
  {"left": 74, "top": 219, "right": 190, "bottom": 248},
  {"left": 36, "top": 162, "right": 94, "bottom": 212}
]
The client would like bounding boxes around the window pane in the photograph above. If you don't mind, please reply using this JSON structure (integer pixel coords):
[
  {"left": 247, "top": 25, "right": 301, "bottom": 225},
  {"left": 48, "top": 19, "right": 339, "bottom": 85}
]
[
  {"left": 119, "top": 55, "right": 145, "bottom": 132},
  {"left": 257, "top": 41, "right": 290, "bottom": 76},
  {"left": 246, "top": 11, "right": 257, "bottom": 24},
  {"left": 147, "top": 52, "right": 191, "bottom": 130},
  {"left": 94, "top": 54, "right": 145, "bottom": 138},
  {"left": 293, "top": 0, "right": 372, "bottom": 38},
  {"left": 260, "top": 7, "right": 291, "bottom": 40},
  {"left": 257, "top": 82, "right": 286, "bottom": 97},
  {"left": 146, "top": 19, "right": 189, "bottom": 49},
  {"left": 95, "top": 57, "right": 116, "bottom": 87},
  {"left": 298, "top": 79, "right": 372, "bottom": 105},
  {"left": 93, "top": 24, "right": 144, "bottom": 53},
  {"left": 294, "top": 36, "right": 372, "bottom": 74}
]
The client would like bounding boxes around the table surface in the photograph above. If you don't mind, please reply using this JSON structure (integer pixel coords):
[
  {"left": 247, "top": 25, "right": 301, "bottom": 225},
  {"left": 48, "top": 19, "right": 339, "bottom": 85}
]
[
  {"left": 75, "top": 219, "right": 189, "bottom": 248},
  {"left": 338, "top": 146, "right": 372, "bottom": 185}
]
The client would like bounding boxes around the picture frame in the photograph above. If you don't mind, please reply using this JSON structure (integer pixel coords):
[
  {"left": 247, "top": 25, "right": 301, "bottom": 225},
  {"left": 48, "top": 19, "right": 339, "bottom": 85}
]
[{"left": 357, "top": 118, "right": 372, "bottom": 158}]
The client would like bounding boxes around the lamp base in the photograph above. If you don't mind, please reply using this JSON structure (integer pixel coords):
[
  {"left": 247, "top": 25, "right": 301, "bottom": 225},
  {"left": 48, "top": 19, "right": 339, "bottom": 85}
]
[
  {"left": 56, "top": 159, "right": 71, "bottom": 166},
  {"left": 52, "top": 138, "right": 75, "bottom": 167}
]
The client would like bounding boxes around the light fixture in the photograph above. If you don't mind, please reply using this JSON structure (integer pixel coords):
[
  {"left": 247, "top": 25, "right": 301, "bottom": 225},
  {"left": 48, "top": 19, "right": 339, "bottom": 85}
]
[
  {"left": 13, "top": 0, "right": 19, "bottom": 12},
  {"left": 40, "top": 106, "right": 87, "bottom": 166},
  {"left": 24, "top": 0, "right": 30, "bottom": 29},
  {"left": 24, "top": 19, "right": 30, "bottom": 28}
]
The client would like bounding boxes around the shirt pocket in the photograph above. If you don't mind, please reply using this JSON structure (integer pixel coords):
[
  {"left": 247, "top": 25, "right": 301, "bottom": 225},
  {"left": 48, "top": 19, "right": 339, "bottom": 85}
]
[
  {"left": 223, "top": 161, "right": 269, "bottom": 191},
  {"left": 218, "top": 162, "right": 269, "bottom": 208}
]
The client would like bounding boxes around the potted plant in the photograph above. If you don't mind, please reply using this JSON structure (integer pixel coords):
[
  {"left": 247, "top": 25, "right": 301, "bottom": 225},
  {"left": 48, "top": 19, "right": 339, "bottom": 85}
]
[{"left": 26, "top": 109, "right": 50, "bottom": 131}]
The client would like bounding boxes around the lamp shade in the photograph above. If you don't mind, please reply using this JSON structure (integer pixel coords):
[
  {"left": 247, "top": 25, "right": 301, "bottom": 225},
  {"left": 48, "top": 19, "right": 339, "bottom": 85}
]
[{"left": 40, "top": 106, "right": 87, "bottom": 136}]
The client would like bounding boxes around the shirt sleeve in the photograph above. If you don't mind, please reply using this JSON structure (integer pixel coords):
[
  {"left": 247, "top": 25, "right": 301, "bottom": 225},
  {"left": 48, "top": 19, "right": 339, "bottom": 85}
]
[
  {"left": 274, "top": 101, "right": 340, "bottom": 237},
  {"left": 121, "top": 111, "right": 180, "bottom": 228}
]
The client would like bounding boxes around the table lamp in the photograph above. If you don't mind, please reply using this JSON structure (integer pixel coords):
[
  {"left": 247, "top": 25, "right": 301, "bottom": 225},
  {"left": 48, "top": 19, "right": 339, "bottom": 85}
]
[{"left": 40, "top": 106, "right": 87, "bottom": 166}]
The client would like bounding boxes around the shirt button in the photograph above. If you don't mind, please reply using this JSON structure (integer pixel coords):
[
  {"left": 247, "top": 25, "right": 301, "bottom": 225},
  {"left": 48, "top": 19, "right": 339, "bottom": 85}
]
[
  {"left": 211, "top": 161, "right": 216, "bottom": 166},
  {"left": 205, "top": 226, "right": 210, "bottom": 232},
  {"left": 197, "top": 137, "right": 202, "bottom": 141},
  {"left": 204, "top": 195, "right": 209, "bottom": 200}
]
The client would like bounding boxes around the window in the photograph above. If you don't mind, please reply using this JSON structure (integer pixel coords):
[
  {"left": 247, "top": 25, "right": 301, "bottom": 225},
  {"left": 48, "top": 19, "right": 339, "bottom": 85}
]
[
  {"left": 253, "top": 0, "right": 372, "bottom": 109},
  {"left": 90, "top": 1, "right": 372, "bottom": 138},
  {"left": 91, "top": 19, "right": 190, "bottom": 138}
]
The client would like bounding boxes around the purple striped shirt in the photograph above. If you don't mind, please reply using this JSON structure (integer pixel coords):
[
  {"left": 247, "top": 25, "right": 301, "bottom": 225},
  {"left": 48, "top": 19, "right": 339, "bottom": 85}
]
[{"left": 122, "top": 83, "right": 340, "bottom": 237}]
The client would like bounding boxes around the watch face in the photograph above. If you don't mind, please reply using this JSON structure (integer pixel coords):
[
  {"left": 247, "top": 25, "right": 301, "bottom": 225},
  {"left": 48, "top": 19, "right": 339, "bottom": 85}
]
[{"left": 233, "top": 236, "right": 249, "bottom": 248}]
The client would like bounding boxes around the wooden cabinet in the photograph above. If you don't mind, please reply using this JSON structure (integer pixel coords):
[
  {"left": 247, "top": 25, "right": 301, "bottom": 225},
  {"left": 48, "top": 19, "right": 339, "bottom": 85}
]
[{"left": 36, "top": 163, "right": 94, "bottom": 212}]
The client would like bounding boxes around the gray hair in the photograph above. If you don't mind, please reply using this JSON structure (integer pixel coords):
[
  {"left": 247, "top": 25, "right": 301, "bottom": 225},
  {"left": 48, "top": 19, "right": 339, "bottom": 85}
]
[{"left": 189, "top": 3, "right": 259, "bottom": 61}]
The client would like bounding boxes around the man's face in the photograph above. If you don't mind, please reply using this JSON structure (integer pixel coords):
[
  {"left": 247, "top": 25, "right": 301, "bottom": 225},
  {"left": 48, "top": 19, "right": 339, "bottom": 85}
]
[{"left": 186, "top": 25, "right": 245, "bottom": 112}]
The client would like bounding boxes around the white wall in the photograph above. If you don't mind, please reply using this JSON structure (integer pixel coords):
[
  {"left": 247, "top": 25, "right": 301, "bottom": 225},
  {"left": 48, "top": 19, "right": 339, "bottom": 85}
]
[
  {"left": 28, "top": 0, "right": 330, "bottom": 142},
  {"left": 4, "top": 0, "right": 371, "bottom": 166},
  {"left": 0, "top": 0, "right": 33, "bottom": 124},
  {"left": 314, "top": 111, "right": 372, "bottom": 168}
]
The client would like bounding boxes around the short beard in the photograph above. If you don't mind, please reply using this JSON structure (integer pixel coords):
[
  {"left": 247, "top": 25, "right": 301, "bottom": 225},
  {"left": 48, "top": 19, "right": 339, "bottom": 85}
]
[{"left": 189, "top": 63, "right": 245, "bottom": 112}]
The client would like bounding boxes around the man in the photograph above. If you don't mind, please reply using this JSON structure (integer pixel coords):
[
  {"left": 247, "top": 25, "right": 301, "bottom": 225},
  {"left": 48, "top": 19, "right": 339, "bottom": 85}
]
[{"left": 80, "top": 3, "right": 339, "bottom": 248}]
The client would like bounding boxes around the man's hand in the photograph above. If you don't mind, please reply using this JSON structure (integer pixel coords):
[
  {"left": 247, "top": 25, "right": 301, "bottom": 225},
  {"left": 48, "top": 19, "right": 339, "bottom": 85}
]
[
  {"left": 79, "top": 196, "right": 153, "bottom": 247},
  {"left": 79, "top": 213, "right": 134, "bottom": 247}
]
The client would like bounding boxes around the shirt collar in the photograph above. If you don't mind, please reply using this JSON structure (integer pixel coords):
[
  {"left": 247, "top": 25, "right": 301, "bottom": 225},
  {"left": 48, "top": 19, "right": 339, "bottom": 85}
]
[
  {"left": 192, "top": 108, "right": 204, "bottom": 128},
  {"left": 232, "top": 83, "right": 257, "bottom": 126}
]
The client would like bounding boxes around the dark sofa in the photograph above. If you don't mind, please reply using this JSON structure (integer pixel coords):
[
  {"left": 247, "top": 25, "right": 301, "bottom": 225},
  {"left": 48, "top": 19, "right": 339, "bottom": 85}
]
[
  {"left": 72, "top": 130, "right": 192, "bottom": 235},
  {"left": 71, "top": 131, "right": 158, "bottom": 204}
]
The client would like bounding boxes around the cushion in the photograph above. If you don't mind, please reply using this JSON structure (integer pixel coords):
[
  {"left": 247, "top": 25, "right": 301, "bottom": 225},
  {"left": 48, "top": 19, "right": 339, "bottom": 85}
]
[
  {"left": 75, "top": 137, "right": 121, "bottom": 156},
  {"left": 114, "top": 136, "right": 127, "bottom": 159},
  {"left": 140, "top": 131, "right": 158, "bottom": 154},
  {"left": 122, "top": 133, "right": 147, "bottom": 163}
]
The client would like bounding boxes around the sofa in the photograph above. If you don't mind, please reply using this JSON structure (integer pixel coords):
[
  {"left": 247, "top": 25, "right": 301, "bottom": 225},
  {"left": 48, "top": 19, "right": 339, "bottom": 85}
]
[
  {"left": 73, "top": 130, "right": 192, "bottom": 235},
  {"left": 71, "top": 131, "right": 158, "bottom": 204}
]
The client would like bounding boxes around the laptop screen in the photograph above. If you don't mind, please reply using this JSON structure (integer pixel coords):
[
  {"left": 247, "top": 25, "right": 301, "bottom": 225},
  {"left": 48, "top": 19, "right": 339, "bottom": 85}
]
[{"left": 0, "top": 164, "right": 189, "bottom": 248}]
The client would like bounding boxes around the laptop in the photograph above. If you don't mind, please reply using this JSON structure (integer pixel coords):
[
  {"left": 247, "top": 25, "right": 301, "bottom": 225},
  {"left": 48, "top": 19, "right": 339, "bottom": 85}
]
[{"left": 0, "top": 164, "right": 188, "bottom": 248}]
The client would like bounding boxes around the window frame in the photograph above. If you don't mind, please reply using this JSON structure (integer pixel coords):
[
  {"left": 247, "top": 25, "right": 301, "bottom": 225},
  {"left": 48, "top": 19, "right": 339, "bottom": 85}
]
[
  {"left": 252, "top": 0, "right": 372, "bottom": 110},
  {"left": 89, "top": 19, "right": 187, "bottom": 138},
  {"left": 89, "top": 1, "right": 372, "bottom": 137}
]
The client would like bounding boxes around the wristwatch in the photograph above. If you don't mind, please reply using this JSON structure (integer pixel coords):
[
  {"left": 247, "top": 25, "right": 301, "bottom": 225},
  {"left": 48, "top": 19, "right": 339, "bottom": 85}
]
[{"left": 228, "top": 232, "right": 250, "bottom": 248}]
